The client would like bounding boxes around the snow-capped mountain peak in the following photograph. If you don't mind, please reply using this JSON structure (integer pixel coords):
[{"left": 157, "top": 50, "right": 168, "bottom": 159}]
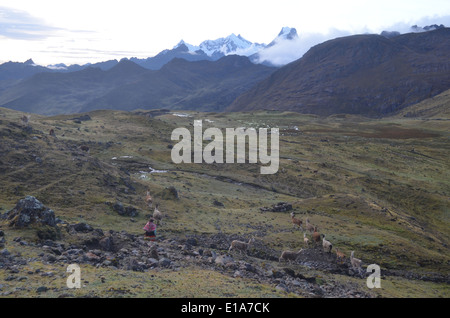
[
  {"left": 24, "top": 58, "right": 38, "bottom": 67},
  {"left": 171, "top": 26, "right": 299, "bottom": 65},
  {"left": 199, "top": 33, "right": 254, "bottom": 56},
  {"left": 277, "top": 27, "right": 299, "bottom": 40},
  {"left": 174, "top": 33, "right": 266, "bottom": 59},
  {"left": 264, "top": 27, "right": 299, "bottom": 49},
  {"left": 173, "top": 40, "right": 200, "bottom": 53}
]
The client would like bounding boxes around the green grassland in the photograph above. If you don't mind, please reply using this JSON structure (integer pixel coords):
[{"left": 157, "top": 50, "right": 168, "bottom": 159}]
[{"left": 0, "top": 106, "right": 448, "bottom": 298}]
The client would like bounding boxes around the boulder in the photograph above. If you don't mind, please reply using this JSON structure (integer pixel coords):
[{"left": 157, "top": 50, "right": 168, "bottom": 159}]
[
  {"left": 259, "top": 202, "right": 292, "bottom": 213},
  {"left": 99, "top": 236, "right": 114, "bottom": 252},
  {"left": 36, "top": 286, "right": 49, "bottom": 293},
  {"left": 158, "top": 258, "right": 172, "bottom": 268},
  {"left": 6, "top": 196, "right": 56, "bottom": 228},
  {"left": 160, "top": 186, "right": 178, "bottom": 200},
  {"left": 147, "top": 258, "right": 159, "bottom": 267},
  {"left": 112, "top": 202, "right": 139, "bottom": 217},
  {"left": 71, "top": 222, "right": 93, "bottom": 233}
]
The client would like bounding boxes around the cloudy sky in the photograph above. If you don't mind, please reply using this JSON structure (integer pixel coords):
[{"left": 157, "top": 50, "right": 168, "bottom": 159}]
[{"left": 1, "top": 0, "right": 450, "bottom": 66}]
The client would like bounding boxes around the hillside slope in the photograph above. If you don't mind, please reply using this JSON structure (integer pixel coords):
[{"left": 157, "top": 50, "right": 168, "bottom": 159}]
[
  {"left": 228, "top": 28, "right": 450, "bottom": 117},
  {"left": 0, "top": 107, "right": 448, "bottom": 298},
  {"left": 393, "top": 88, "right": 450, "bottom": 118},
  {"left": 0, "top": 60, "right": 149, "bottom": 115},
  {"left": 84, "top": 56, "right": 276, "bottom": 112}
]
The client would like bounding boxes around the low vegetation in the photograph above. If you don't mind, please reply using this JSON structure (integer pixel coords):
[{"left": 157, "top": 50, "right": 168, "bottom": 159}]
[{"left": 0, "top": 106, "right": 448, "bottom": 298}]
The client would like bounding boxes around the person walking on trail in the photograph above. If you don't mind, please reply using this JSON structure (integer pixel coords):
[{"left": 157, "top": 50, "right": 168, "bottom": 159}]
[{"left": 143, "top": 218, "right": 157, "bottom": 241}]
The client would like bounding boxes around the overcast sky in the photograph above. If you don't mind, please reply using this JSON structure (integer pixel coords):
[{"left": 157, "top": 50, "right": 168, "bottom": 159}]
[{"left": 1, "top": 0, "right": 450, "bottom": 65}]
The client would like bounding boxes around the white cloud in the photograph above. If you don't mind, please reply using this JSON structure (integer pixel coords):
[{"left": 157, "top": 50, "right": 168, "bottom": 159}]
[
  {"left": 256, "top": 14, "right": 450, "bottom": 67},
  {"left": 1, "top": 0, "right": 450, "bottom": 65},
  {"left": 0, "top": 6, "right": 60, "bottom": 40},
  {"left": 257, "top": 29, "right": 352, "bottom": 66},
  {"left": 379, "top": 14, "right": 450, "bottom": 34}
]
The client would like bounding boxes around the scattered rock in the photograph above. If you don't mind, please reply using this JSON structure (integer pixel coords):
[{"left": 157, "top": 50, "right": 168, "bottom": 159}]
[
  {"left": 80, "top": 145, "right": 90, "bottom": 152},
  {"left": 160, "top": 186, "right": 178, "bottom": 200},
  {"left": 275, "top": 283, "right": 289, "bottom": 293},
  {"left": 111, "top": 202, "right": 139, "bottom": 217},
  {"left": 5, "top": 275, "right": 16, "bottom": 281},
  {"left": 36, "top": 286, "right": 48, "bottom": 293},
  {"left": 43, "top": 254, "right": 57, "bottom": 263},
  {"left": 186, "top": 238, "right": 198, "bottom": 247},
  {"left": 99, "top": 236, "right": 114, "bottom": 252},
  {"left": 159, "top": 258, "right": 172, "bottom": 267},
  {"left": 148, "top": 245, "right": 159, "bottom": 260},
  {"left": 0, "top": 249, "right": 11, "bottom": 256},
  {"left": 70, "top": 223, "right": 93, "bottom": 233},
  {"left": 215, "top": 255, "right": 234, "bottom": 266},
  {"left": 260, "top": 202, "right": 292, "bottom": 212},
  {"left": 147, "top": 258, "right": 159, "bottom": 267},
  {"left": 71, "top": 114, "right": 91, "bottom": 122}
]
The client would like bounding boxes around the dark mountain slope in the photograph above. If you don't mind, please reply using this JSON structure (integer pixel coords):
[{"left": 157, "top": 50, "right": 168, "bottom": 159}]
[
  {"left": 129, "top": 43, "right": 213, "bottom": 70},
  {"left": 392, "top": 27, "right": 450, "bottom": 56},
  {"left": 0, "top": 60, "right": 149, "bottom": 115},
  {"left": 228, "top": 29, "right": 450, "bottom": 117},
  {"left": 0, "top": 55, "right": 275, "bottom": 115},
  {"left": 84, "top": 55, "right": 276, "bottom": 112},
  {"left": 0, "top": 59, "right": 52, "bottom": 91}
]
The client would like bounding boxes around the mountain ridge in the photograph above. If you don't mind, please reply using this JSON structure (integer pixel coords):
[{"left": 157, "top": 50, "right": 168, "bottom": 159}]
[
  {"left": 0, "top": 55, "right": 276, "bottom": 115},
  {"left": 228, "top": 28, "right": 450, "bottom": 117}
]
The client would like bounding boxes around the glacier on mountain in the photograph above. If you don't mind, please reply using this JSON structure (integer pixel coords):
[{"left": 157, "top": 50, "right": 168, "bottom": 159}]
[{"left": 174, "top": 33, "right": 266, "bottom": 58}]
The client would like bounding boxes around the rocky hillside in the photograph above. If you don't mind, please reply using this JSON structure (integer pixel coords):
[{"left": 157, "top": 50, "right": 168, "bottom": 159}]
[
  {"left": 0, "top": 107, "right": 448, "bottom": 298},
  {"left": 228, "top": 28, "right": 450, "bottom": 117},
  {"left": 0, "top": 196, "right": 376, "bottom": 298}
]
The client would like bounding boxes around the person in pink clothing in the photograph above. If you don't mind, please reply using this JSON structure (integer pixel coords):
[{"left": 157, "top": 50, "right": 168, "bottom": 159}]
[{"left": 143, "top": 218, "right": 157, "bottom": 240}]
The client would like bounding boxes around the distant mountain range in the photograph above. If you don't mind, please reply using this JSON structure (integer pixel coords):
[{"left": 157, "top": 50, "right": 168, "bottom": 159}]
[
  {"left": 0, "top": 25, "right": 449, "bottom": 117},
  {"left": 0, "top": 27, "right": 297, "bottom": 80},
  {"left": 0, "top": 55, "right": 276, "bottom": 115},
  {"left": 0, "top": 24, "right": 443, "bottom": 80}
]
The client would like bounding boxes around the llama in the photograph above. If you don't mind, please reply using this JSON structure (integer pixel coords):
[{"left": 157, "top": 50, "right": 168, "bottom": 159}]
[
  {"left": 303, "top": 233, "right": 309, "bottom": 247},
  {"left": 20, "top": 115, "right": 30, "bottom": 127},
  {"left": 350, "top": 251, "right": 362, "bottom": 274},
  {"left": 290, "top": 212, "right": 303, "bottom": 230},
  {"left": 312, "top": 226, "right": 321, "bottom": 244},
  {"left": 228, "top": 237, "right": 255, "bottom": 255},
  {"left": 305, "top": 218, "right": 315, "bottom": 233},
  {"left": 153, "top": 204, "right": 162, "bottom": 225},
  {"left": 336, "top": 248, "right": 345, "bottom": 264},
  {"left": 279, "top": 249, "right": 303, "bottom": 263},
  {"left": 145, "top": 191, "right": 153, "bottom": 208},
  {"left": 322, "top": 234, "right": 333, "bottom": 253}
]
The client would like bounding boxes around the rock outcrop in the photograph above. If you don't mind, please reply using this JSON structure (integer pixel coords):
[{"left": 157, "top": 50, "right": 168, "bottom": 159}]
[{"left": 4, "top": 196, "right": 56, "bottom": 228}]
